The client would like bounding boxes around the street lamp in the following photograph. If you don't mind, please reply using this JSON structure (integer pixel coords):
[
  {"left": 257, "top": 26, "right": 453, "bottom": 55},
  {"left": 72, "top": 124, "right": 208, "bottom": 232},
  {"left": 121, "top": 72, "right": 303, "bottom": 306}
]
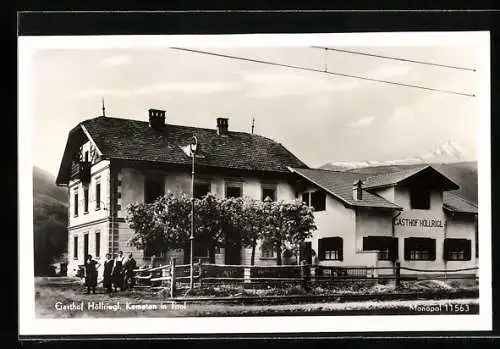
[{"left": 189, "top": 135, "right": 198, "bottom": 290}]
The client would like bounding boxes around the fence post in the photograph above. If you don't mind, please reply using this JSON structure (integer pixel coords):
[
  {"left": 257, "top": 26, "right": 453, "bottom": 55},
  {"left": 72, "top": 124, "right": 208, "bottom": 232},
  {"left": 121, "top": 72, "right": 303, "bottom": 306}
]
[
  {"left": 244, "top": 267, "right": 251, "bottom": 283},
  {"left": 197, "top": 258, "right": 203, "bottom": 288},
  {"left": 395, "top": 261, "right": 401, "bottom": 289},
  {"left": 170, "top": 258, "right": 176, "bottom": 298}
]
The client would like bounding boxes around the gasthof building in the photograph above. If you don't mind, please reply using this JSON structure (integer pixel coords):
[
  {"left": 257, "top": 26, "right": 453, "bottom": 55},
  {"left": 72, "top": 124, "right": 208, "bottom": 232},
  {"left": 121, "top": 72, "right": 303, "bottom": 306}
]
[{"left": 56, "top": 108, "right": 478, "bottom": 277}]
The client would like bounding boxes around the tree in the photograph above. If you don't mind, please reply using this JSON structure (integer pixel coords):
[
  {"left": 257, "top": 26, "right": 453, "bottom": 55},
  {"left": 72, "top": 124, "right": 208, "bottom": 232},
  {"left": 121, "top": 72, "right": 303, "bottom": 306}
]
[
  {"left": 260, "top": 198, "right": 316, "bottom": 265},
  {"left": 239, "top": 198, "right": 265, "bottom": 265},
  {"left": 127, "top": 194, "right": 317, "bottom": 266}
]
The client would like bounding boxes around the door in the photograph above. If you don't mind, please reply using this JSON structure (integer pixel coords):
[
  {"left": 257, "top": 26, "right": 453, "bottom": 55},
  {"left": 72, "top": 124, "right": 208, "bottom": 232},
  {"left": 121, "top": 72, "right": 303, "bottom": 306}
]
[{"left": 300, "top": 241, "right": 312, "bottom": 265}]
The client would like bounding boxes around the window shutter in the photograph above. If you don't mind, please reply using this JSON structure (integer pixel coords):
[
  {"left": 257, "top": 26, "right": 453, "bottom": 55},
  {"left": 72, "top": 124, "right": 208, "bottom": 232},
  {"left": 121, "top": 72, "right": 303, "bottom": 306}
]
[
  {"left": 443, "top": 238, "right": 450, "bottom": 261},
  {"left": 337, "top": 237, "right": 344, "bottom": 261},
  {"left": 390, "top": 237, "right": 399, "bottom": 261},
  {"left": 429, "top": 238, "right": 436, "bottom": 261},
  {"left": 404, "top": 238, "right": 411, "bottom": 260},
  {"left": 318, "top": 238, "right": 324, "bottom": 261},
  {"left": 464, "top": 239, "right": 472, "bottom": 261}
]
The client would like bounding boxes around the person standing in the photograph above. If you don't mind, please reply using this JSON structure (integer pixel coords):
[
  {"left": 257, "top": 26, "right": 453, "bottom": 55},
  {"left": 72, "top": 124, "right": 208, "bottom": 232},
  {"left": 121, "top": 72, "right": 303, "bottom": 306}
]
[
  {"left": 111, "top": 251, "right": 124, "bottom": 292},
  {"left": 84, "top": 254, "right": 100, "bottom": 294},
  {"left": 102, "top": 253, "right": 113, "bottom": 293},
  {"left": 122, "top": 252, "right": 137, "bottom": 290}
]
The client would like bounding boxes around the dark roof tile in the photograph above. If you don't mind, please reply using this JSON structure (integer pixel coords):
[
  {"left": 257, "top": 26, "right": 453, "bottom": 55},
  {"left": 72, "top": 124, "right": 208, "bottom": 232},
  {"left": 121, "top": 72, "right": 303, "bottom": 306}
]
[{"left": 82, "top": 116, "right": 307, "bottom": 173}]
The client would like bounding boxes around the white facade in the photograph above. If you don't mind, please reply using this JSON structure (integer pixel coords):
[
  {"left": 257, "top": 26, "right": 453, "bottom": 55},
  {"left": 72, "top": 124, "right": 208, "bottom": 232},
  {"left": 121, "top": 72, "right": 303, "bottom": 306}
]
[
  {"left": 307, "top": 182, "right": 478, "bottom": 276},
  {"left": 67, "top": 161, "right": 299, "bottom": 275}
]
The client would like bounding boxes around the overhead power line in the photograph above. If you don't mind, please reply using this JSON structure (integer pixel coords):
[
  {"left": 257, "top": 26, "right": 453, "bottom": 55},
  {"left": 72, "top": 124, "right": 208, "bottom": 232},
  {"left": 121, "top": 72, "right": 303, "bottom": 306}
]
[
  {"left": 311, "top": 46, "right": 476, "bottom": 72},
  {"left": 170, "top": 47, "right": 475, "bottom": 98}
]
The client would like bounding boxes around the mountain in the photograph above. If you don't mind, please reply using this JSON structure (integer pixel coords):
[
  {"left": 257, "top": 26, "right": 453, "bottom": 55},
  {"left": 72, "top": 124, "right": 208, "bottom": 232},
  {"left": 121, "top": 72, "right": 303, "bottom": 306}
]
[
  {"left": 33, "top": 166, "right": 68, "bottom": 276},
  {"left": 321, "top": 140, "right": 466, "bottom": 171}
]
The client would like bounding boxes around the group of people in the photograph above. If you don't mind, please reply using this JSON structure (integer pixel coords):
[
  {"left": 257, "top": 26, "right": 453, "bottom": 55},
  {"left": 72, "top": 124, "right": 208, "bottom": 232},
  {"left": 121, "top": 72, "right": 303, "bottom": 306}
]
[{"left": 83, "top": 251, "right": 137, "bottom": 294}]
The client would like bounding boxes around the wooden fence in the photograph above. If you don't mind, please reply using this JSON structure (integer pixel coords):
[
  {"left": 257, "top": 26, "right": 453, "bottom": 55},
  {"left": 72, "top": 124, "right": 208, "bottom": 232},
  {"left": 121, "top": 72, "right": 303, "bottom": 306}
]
[{"left": 133, "top": 259, "right": 478, "bottom": 298}]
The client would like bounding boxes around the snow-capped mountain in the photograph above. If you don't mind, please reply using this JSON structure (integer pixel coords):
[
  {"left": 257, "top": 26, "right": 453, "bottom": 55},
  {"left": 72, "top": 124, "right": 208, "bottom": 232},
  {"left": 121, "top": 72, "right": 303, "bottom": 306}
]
[{"left": 321, "top": 140, "right": 465, "bottom": 170}]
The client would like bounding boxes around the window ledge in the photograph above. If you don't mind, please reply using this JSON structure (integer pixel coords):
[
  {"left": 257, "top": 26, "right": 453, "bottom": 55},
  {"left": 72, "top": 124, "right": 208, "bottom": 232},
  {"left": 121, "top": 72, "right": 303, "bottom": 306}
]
[
  {"left": 73, "top": 215, "right": 78, "bottom": 218},
  {"left": 259, "top": 257, "right": 277, "bottom": 260},
  {"left": 83, "top": 211, "right": 89, "bottom": 215},
  {"left": 95, "top": 207, "right": 101, "bottom": 211}
]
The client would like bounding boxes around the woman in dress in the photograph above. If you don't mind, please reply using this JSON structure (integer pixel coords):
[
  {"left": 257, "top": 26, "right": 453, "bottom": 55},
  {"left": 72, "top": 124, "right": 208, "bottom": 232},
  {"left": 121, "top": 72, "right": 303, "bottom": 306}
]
[
  {"left": 102, "top": 253, "right": 113, "bottom": 293},
  {"left": 111, "top": 251, "right": 124, "bottom": 292},
  {"left": 84, "top": 254, "right": 100, "bottom": 294}
]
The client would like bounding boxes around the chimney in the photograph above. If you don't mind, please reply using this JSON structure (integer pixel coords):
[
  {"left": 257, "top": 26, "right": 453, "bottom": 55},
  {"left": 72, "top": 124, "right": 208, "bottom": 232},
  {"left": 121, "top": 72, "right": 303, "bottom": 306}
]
[
  {"left": 216, "top": 117, "right": 229, "bottom": 135},
  {"left": 353, "top": 179, "right": 363, "bottom": 201},
  {"left": 148, "top": 108, "right": 166, "bottom": 131}
]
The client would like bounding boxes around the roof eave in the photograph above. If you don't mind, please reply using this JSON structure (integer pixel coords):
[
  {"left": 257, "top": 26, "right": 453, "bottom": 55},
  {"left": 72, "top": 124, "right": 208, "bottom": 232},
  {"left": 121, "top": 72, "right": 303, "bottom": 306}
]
[
  {"left": 353, "top": 203, "right": 403, "bottom": 211},
  {"left": 443, "top": 205, "right": 478, "bottom": 214},
  {"left": 287, "top": 167, "right": 354, "bottom": 207}
]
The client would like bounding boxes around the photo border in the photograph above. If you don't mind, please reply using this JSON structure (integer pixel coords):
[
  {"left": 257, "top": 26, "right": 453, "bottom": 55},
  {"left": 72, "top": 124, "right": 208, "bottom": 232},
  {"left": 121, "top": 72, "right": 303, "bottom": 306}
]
[{"left": 18, "top": 31, "right": 491, "bottom": 337}]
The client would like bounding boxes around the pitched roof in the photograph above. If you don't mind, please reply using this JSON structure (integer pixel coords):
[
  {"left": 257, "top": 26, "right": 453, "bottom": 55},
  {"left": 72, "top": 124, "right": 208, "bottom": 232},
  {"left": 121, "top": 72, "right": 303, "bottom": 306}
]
[
  {"left": 289, "top": 167, "right": 402, "bottom": 210},
  {"left": 56, "top": 116, "right": 308, "bottom": 185},
  {"left": 362, "top": 165, "right": 459, "bottom": 191},
  {"left": 443, "top": 192, "right": 478, "bottom": 214}
]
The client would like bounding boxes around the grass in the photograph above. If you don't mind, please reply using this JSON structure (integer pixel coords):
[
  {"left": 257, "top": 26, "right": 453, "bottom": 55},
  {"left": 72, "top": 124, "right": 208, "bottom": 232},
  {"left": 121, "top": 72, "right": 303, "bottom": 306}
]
[{"left": 35, "top": 277, "right": 479, "bottom": 318}]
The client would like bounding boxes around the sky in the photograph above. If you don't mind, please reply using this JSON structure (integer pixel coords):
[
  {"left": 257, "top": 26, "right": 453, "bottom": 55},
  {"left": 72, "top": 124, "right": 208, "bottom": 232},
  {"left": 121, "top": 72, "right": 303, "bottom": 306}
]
[{"left": 29, "top": 40, "right": 482, "bottom": 176}]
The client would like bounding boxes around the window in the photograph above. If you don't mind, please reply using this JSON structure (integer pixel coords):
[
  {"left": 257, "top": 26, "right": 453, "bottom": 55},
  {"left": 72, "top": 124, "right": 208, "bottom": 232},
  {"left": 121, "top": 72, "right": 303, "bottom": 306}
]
[
  {"left": 95, "top": 231, "right": 101, "bottom": 258},
  {"left": 83, "top": 233, "right": 89, "bottom": 259},
  {"left": 302, "top": 190, "right": 326, "bottom": 212},
  {"left": 144, "top": 177, "right": 165, "bottom": 203},
  {"left": 260, "top": 242, "right": 275, "bottom": 259},
  {"left": 84, "top": 151, "right": 89, "bottom": 162},
  {"left": 226, "top": 183, "right": 242, "bottom": 198},
  {"left": 444, "top": 238, "right": 471, "bottom": 261},
  {"left": 404, "top": 238, "right": 436, "bottom": 261},
  {"left": 261, "top": 184, "right": 277, "bottom": 201},
  {"left": 73, "top": 191, "right": 79, "bottom": 216},
  {"left": 73, "top": 236, "right": 78, "bottom": 259},
  {"left": 83, "top": 188, "right": 89, "bottom": 213},
  {"left": 95, "top": 181, "right": 101, "bottom": 210},
  {"left": 194, "top": 182, "right": 210, "bottom": 198},
  {"left": 410, "top": 187, "right": 430, "bottom": 209},
  {"left": 318, "top": 237, "right": 343, "bottom": 261},
  {"left": 363, "top": 236, "right": 399, "bottom": 261},
  {"left": 302, "top": 192, "right": 309, "bottom": 205}
]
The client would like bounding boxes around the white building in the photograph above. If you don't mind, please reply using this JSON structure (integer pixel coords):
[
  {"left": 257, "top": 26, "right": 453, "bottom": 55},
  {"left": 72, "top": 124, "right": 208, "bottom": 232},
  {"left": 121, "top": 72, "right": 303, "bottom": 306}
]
[
  {"left": 289, "top": 166, "right": 478, "bottom": 275},
  {"left": 56, "top": 109, "right": 306, "bottom": 275}
]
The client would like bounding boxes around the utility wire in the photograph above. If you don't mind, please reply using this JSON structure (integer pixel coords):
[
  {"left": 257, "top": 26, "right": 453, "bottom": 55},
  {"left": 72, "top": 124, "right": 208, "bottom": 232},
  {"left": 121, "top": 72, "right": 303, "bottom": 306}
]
[
  {"left": 170, "top": 47, "right": 475, "bottom": 97},
  {"left": 311, "top": 46, "right": 476, "bottom": 72}
]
